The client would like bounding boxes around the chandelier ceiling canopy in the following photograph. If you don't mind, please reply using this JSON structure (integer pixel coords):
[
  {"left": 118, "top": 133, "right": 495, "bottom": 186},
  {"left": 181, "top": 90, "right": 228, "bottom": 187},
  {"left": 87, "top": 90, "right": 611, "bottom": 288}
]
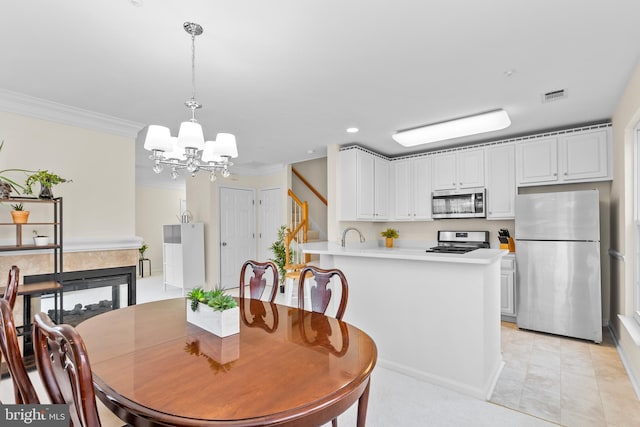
[{"left": 139, "top": 22, "right": 238, "bottom": 181}]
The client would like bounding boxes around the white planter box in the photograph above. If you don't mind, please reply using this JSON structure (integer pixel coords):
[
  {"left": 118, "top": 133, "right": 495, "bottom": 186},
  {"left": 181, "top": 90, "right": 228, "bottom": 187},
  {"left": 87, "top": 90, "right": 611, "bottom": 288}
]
[{"left": 186, "top": 301, "right": 239, "bottom": 337}]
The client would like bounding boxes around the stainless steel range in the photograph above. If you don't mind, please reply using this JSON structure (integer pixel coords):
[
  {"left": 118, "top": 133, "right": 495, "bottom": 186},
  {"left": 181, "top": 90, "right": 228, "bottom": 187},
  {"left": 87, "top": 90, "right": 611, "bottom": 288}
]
[{"left": 426, "top": 231, "right": 490, "bottom": 254}]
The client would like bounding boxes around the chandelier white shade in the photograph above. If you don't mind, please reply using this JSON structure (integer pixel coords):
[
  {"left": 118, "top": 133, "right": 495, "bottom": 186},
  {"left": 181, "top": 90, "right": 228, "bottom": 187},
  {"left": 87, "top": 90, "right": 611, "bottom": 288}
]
[
  {"left": 141, "top": 22, "right": 238, "bottom": 180},
  {"left": 392, "top": 109, "right": 511, "bottom": 147}
]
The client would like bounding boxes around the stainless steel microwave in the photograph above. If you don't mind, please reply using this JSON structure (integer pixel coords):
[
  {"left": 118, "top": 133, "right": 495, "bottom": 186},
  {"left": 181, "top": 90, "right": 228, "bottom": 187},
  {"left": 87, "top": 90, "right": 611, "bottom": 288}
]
[{"left": 431, "top": 188, "right": 486, "bottom": 219}]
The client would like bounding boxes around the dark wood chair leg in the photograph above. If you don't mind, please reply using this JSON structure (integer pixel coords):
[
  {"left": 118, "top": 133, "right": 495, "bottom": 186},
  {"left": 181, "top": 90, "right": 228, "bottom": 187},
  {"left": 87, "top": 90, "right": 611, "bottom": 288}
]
[
  {"left": 332, "top": 418, "right": 338, "bottom": 427},
  {"left": 356, "top": 378, "right": 371, "bottom": 427}
]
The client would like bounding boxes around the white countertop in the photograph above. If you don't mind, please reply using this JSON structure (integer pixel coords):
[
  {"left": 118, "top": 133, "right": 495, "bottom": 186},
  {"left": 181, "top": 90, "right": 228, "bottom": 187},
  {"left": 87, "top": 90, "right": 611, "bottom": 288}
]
[{"left": 301, "top": 241, "right": 507, "bottom": 265}]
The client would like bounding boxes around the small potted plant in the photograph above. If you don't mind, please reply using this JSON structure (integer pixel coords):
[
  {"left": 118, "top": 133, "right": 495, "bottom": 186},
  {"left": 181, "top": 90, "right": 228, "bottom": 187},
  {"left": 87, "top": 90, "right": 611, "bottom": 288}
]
[
  {"left": 24, "top": 170, "right": 71, "bottom": 199},
  {"left": 380, "top": 228, "right": 399, "bottom": 248},
  {"left": 9, "top": 203, "right": 30, "bottom": 224},
  {"left": 33, "top": 230, "right": 49, "bottom": 246},
  {"left": 139, "top": 242, "right": 148, "bottom": 260},
  {"left": 186, "top": 287, "right": 239, "bottom": 337}
]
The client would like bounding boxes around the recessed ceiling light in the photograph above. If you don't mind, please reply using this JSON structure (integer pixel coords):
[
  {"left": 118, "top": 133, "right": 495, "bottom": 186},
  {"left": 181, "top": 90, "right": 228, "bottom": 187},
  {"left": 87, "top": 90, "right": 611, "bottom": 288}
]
[
  {"left": 392, "top": 109, "right": 511, "bottom": 147},
  {"left": 346, "top": 127, "right": 359, "bottom": 133},
  {"left": 307, "top": 149, "right": 315, "bottom": 154}
]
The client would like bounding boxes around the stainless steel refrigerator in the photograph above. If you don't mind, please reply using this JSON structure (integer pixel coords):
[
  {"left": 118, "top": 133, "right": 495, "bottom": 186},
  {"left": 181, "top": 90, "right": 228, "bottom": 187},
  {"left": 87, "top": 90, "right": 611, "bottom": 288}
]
[{"left": 515, "top": 189, "right": 602, "bottom": 342}]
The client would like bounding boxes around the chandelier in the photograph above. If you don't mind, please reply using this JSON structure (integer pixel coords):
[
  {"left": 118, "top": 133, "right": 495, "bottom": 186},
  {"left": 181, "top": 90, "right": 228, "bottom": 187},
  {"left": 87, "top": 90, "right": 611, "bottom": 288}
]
[{"left": 140, "top": 22, "right": 238, "bottom": 181}]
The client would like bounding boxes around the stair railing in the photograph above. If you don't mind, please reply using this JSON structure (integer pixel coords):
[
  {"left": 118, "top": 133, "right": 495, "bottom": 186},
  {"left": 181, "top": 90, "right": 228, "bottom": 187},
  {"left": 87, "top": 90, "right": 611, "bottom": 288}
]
[{"left": 286, "top": 189, "right": 310, "bottom": 273}]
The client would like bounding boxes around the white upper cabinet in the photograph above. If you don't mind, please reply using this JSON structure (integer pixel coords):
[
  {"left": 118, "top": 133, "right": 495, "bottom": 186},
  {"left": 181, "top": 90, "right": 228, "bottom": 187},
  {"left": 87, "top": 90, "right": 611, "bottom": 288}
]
[
  {"left": 560, "top": 130, "right": 609, "bottom": 181},
  {"left": 485, "top": 143, "right": 516, "bottom": 219},
  {"left": 432, "top": 148, "right": 484, "bottom": 191},
  {"left": 516, "top": 128, "right": 611, "bottom": 187},
  {"left": 339, "top": 148, "right": 389, "bottom": 221},
  {"left": 392, "top": 157, "right": 432, "bottom": 221}
]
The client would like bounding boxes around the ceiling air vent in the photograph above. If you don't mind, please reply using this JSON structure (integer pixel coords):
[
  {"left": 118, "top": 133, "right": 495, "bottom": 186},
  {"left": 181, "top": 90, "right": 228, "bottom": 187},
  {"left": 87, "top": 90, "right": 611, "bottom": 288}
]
[{"left": 542, "top": 89, "right": 567, "bottom": 103}]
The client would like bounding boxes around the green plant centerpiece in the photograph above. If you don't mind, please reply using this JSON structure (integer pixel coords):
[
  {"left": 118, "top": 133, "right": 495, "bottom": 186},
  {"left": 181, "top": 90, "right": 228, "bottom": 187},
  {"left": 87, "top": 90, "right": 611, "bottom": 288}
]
[
  {"left": 24, "top": 170, "right": 71, "bottom": 199},
  {"left": 186, "top": 287, "right": 239, "bottom": 337},
  {"left": 381, "top": 228, "right": 399, "bottom": 248}
]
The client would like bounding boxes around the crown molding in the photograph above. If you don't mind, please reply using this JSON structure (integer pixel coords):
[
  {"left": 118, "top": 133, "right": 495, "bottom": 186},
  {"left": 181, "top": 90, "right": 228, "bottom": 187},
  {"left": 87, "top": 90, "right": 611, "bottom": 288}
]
[
  {"left": 231, "top": 163, "right": 286, "bottom": 176},
  {"left": 0, "top": 88, "right": 144, "bottom": 138}
]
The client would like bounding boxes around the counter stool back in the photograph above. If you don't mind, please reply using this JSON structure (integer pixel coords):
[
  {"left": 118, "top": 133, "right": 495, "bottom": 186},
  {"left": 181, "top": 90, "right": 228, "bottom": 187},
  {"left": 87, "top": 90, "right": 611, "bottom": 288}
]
[
  {"left": 0, "top": 299, "right": 39, "bottom": 404},
  {"left": 239, "top": 260, "right": 278, "bottom": 302},
  {"left": 297, "top": 266, "right": 349, "bottom": 320},
  {"left": 33, "top": 312, "right": 102, "bottom": 427}
]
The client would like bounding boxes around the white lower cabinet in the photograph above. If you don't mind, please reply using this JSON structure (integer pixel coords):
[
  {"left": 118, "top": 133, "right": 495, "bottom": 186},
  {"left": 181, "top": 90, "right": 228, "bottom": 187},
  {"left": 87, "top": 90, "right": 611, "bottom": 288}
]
[{"left": 500, "top": 254, "right": 516, "bottom": 318}]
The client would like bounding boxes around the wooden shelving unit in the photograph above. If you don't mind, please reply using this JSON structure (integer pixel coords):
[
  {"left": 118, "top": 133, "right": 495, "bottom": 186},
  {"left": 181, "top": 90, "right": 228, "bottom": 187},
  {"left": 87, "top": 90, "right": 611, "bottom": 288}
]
[{"left": 0, "top": 196, "right": 63, "bottom": 357}]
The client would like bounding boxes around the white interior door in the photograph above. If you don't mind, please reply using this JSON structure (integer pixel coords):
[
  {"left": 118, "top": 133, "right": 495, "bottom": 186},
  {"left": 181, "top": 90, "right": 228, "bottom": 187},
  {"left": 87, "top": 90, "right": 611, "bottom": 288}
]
[
  {"left": 219, "top": 187, "right": 256, "bottom": 289},
  {"left": 258, "top": 187, "right": 283, "bottom": 262}
]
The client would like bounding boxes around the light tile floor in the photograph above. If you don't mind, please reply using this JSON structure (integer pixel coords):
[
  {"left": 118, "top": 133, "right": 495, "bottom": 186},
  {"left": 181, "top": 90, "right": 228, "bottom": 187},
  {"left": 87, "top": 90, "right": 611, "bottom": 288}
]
[
  {"left": 5, "top": 273, "right": 639, "bottom": 426},
  {"left": 491, "top": 321, "right": 640, "bottom": 427}
]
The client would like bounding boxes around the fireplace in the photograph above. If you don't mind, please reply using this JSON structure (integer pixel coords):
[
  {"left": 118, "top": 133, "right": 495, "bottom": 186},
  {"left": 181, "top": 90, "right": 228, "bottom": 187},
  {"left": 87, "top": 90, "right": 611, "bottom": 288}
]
[{"left": 22, "top": 266, "right": 137, "bottom": 355}]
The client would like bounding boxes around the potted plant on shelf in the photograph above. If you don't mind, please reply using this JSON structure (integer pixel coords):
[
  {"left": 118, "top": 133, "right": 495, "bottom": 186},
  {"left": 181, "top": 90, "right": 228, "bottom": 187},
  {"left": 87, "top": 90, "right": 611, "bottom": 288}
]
[
  {"left": 9, "top": 203, "right": 30, "bottom": 224},
  {"left": 381, "top": 228, "right": 399, "bottom": 248},
  {"left": 0, "top": 140, "right": 31, "bottom": 198},
  {"left": 32, "top": 230, "right": 49, "bottom": 246},
  {"left": 186, "top": 287, "right": 239, "bottom": 337},
  {"left": 24, "top": 170, "right": 71, "bottom": 199},
  {"left": 139, "top": 242, "right": 148, "bottom": 260}
]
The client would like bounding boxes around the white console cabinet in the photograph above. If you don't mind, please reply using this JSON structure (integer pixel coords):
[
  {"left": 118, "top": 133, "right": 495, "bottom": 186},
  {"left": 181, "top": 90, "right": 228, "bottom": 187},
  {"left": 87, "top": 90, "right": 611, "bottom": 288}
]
[{"left": 163, "top": 223, "right": 205, "bottom": 294}]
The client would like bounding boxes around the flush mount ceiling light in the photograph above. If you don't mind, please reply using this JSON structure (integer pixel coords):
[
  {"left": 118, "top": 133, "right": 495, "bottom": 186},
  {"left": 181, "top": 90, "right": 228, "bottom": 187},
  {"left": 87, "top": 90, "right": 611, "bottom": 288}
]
[
  {"left": 346, "top": 127, "right": 359, "bottom": 133},
  {"left": 139, "top": 22, "right": 238, "bottom": 181},
  {"left": 392, "top": 109, "right": 511, "bottom": 147}
]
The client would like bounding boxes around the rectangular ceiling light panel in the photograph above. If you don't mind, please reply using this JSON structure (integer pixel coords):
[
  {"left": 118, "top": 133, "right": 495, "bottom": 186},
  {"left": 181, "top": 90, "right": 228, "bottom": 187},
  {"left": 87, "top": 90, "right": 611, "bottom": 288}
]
[{"left": 393, "top": 109, "right": 511, "bottom": 147}]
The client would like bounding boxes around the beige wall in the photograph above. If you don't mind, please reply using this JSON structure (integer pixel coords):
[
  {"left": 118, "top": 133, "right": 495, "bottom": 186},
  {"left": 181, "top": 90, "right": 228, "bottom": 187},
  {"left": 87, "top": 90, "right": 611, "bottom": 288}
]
[
  {"left": 135, "top": 185, "right": 186, "bottom": 273},
  {"left": 0, "top": 111, "right": 138, "bottom": 283},
  {"left": 292, "top": 157, "right": 328, "bottom": 238},
  {"left": 0, "top": 111, "right": 135, "bottom": 240},
  {"left": 611, "top": 60, "right": 640, "bottom": 386}
]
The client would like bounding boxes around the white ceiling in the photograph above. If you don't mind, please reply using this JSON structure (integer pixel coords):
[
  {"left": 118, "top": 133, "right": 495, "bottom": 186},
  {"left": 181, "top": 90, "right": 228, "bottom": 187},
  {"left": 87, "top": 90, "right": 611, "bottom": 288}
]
[{"left": 2, "top": 1, "right": 640, "bottom": 187}]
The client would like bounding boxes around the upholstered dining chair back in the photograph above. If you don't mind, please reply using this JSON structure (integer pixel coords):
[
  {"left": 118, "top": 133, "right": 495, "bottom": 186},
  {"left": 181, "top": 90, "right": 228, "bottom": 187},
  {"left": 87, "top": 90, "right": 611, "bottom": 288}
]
[
  {"left": 297, "top": 266, "right": 349, "bottom": 320},
  {"left": 3, "top": 265, "right": 20, "bottom": 310},
  {"left": 0, "top": 299, "right": 39, "bottom": 404},
  {"left": 239, "top": 260, "right": 278, "bottom": 302},
  {"left": 33, "top": 312, "right": 102, "bottom": 427}
]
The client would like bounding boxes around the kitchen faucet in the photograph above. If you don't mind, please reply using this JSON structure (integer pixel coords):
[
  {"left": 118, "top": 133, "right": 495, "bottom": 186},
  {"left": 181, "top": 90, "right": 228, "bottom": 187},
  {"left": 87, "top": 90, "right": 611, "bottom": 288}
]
[{"left": 341, "top": 227, "right": 365, "bottom": 247}]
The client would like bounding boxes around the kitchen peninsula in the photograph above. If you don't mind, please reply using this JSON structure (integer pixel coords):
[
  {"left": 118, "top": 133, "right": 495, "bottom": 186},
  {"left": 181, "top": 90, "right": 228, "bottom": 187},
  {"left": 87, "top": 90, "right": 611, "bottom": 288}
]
[{"left": 301, "top": 241, "right": 506, "bottom": 400}]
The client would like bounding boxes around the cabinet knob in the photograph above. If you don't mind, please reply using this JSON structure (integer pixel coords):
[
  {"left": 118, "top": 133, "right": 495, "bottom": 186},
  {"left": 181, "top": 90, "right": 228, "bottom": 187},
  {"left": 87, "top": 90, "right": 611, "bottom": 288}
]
[
  {"left": 564, "top": 172, "right": 568, "bottom": 176},
  {"left": 553, "top": 173, "right": 557, "bottom": 176},
  {"left": 221, "top": 242, "right": 227, "bottom": 246}
]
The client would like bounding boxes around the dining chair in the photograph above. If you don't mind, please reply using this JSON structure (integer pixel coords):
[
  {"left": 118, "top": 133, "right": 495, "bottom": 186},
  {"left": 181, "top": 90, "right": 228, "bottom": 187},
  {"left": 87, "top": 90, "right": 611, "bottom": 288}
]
[
  {"left": 0, "top": 298, "right": 40, "bottom": 404},
  {"left": 32, "top": 312, "right": 102, "bottom": 427},
  {"left": 239, "top": 260, "right": 278, "bottom": 302},
  {"left": 3, "top": 265, "right": 20, "bottom": 309},
  {"left": 297, "top": 266, "right": 349, "bottom": 320}
]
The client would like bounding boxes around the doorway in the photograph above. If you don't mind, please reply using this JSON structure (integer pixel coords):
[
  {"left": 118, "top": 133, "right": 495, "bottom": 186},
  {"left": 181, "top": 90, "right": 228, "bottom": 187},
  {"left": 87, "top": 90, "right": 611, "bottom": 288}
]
[
  {"left": 258, "top": 187, "right": 283, "bottom": 261},
  {"left": 219, "top": 187, "right": 256, "bottom": 289}
]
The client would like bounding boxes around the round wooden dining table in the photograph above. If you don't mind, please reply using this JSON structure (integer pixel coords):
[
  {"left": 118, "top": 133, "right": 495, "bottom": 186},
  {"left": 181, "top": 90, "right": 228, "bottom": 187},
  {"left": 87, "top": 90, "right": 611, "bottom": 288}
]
[{"left": 75, "top": 297, "right": 377, "bottom": 427}]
